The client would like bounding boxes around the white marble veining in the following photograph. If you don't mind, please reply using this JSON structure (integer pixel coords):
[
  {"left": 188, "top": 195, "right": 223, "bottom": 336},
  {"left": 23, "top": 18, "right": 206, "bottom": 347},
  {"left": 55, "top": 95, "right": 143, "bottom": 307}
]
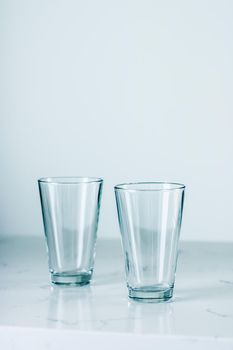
[{"left": 0, "top": 237, "right": 233, "bottom": 349}]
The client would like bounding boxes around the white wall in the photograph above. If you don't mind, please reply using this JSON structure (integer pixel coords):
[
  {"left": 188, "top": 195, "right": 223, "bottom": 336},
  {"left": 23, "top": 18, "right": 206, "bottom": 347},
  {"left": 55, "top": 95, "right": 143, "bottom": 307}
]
[{"left": 1, "top": 0, "right": 233, "bottom": 241}]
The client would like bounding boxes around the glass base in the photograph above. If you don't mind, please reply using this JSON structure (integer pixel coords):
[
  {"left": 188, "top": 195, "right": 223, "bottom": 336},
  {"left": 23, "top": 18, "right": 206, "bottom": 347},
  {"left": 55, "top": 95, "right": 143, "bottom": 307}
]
[
  {"left": 51, "top": 272, "right": 92, "bottom": 286},
  {"left": 128, "top": 286, "right": 173, "bottom": 302}
]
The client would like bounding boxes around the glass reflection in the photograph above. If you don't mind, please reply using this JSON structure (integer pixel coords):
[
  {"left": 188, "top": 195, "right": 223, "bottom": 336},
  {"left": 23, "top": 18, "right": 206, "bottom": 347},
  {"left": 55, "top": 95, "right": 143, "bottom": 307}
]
[
  {"left": 127, "top": 299, "right": 174, "bottom": 334},
  {"left": 47, "top": 285, "right": 93, "bottom": 329}
]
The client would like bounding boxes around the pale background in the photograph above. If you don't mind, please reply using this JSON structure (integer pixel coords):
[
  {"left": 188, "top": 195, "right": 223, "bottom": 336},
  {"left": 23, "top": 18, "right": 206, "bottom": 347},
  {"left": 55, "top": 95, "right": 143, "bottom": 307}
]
[{"left": 1, "top": 0, "right": 232, "bottom": 241}]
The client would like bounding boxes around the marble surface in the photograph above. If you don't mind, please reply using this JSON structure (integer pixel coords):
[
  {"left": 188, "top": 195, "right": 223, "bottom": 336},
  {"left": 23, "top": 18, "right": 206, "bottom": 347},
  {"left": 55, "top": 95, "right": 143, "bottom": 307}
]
[{"left": 0, "top": 236, "right": 233, "bottom": 349}]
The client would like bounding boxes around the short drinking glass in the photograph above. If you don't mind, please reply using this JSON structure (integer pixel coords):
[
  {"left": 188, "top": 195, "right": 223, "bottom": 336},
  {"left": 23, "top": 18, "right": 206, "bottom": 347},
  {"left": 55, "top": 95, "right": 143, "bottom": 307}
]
[
  {"left": 38, "top": 177, "right": 103, "bottom": 285},
  {"left": 115, "top": 182, "right": 185, "bottom": 301}
]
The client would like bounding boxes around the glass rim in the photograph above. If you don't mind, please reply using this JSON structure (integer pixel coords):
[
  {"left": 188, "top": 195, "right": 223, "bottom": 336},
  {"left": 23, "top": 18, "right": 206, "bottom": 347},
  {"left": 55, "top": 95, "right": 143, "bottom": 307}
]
[
  {"left": 114, "top": 181, "right": 185, "bottom": 192},
  {"left": 38, "top": 177, "right": 103, "bottom": 185}
]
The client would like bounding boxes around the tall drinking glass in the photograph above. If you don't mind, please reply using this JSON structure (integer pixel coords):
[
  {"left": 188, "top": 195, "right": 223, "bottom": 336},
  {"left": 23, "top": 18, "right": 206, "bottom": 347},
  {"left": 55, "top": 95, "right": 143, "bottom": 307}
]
[
  {"left": 115, "top": 182, "right": 185, "bottom": 301},
  {"left": 38, "top": 177, "right": 103, "bottom": 285}
]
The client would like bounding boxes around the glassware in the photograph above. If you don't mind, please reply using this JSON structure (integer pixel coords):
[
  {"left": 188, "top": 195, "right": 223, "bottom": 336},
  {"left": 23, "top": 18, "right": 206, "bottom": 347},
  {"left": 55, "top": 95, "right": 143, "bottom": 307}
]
[
  {"left": 115, "top": 182, "right": 185, "bottom": 302},
  {"left": 38, "top": 177, "right": 103, "bottom": 285}
]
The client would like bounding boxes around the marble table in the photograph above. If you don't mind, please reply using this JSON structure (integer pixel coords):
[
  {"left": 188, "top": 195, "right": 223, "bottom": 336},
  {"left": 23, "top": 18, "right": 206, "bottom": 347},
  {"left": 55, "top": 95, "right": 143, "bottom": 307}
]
[{"left": 0, "top": 236, "right": 233, "bottom": 349}]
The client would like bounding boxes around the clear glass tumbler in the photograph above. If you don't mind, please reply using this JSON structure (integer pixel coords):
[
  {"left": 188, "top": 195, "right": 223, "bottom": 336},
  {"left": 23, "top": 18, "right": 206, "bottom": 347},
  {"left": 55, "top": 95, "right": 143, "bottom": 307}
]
[
  {"left": 38, "top": 177, "right": 103, "bottom": 285},
  {"left": 115, "top": 182, "right": 185, "bottom": 301}
]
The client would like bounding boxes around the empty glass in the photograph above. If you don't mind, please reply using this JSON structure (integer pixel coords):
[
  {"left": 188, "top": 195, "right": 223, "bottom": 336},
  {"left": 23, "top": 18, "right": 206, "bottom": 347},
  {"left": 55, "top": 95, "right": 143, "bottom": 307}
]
[
  {"left": 115, "top": 182, "right": 185, "bottom": 302},
  {"left": 38, "top": 177, "right": 103, "bottom": 285}
]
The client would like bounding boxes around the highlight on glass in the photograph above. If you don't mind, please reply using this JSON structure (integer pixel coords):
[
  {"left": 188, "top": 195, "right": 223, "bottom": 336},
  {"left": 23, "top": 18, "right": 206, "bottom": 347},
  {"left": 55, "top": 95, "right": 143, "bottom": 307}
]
[
  {"left": 115, "top": 182, "right": 185, "bottom": 302},
  {"left": 38, "top": 177, "right": 103, "bottom": 285}
]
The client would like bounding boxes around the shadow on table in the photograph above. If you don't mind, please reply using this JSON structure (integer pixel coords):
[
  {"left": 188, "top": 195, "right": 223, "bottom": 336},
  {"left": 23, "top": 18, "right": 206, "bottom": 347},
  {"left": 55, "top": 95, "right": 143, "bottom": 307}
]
[
  {"left": 175, "top": 281, "right": 233, "bottom": 302},
  {"left": 92, "top": 271, "right": 124, "bottom": 286}
]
